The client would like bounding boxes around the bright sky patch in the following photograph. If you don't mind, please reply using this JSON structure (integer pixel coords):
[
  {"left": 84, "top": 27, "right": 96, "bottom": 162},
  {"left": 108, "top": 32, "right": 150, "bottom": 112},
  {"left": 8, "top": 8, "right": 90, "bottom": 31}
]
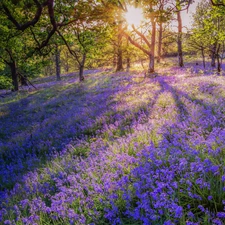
[{"left": 124, "top": 6, "right": 144, "bottom": 27}]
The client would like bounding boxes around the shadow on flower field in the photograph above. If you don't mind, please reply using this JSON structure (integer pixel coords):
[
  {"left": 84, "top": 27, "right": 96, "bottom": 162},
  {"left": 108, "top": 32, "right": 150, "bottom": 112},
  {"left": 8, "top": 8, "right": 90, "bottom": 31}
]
[
  {"left": 1, "top": 68, "right": 225, "bottom": 225},
  {"left": 0, "top": 70, "right": 142, "bottom": 189}
]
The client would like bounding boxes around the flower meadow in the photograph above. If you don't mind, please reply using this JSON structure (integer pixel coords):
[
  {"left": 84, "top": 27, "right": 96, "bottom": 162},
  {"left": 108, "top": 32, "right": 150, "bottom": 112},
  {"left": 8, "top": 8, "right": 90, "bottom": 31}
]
[{"left": 1, "top": 67, "right": 225, "bottom": 225}]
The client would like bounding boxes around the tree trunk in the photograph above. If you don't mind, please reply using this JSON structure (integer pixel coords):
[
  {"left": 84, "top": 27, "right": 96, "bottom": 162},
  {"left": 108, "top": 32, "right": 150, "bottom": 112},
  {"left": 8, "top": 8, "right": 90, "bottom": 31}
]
[
  {"left": 116, "top": 22, "right": 123, "bottom": 72},
  {"left": 221, "top": 42, "right": 224, "bottom": 68},
  {"left": 79, "top": 65, "right": 84, "bottom": 81},
  {"left": 55, "top": 45, "right": 61, "bottom": 81},
  {"left": 65, "top": 62, "right": 69, "bottom": 73},
  {"left": 211, "top": 54, "right": 216, "bottom": 67},
  {"left": 126, "top": 57, "right": 130, "bottom": 72},
  {"left": 64, "top": 51, "right": 69, "bottom": 73},
  {"left": 177, "top": 10, "right": 184, "bottom": 67},
  {"left": 217, "top": 56, "right": 221, "bottom": 73},
  {"left": 147, "top": 55, "right": 154, "bottom": 76},
  {"left": 216, "top": 43, "right": 221, "bottom": 73},
  {"left": 20, "top": 74, "right": 28, "bottom": 86},
  {"left": 211, "top": 43, "right": 216, "bottom": 67},
  {"left": 79, "top": 53, "right": 86, "bottom": 81},
  {"left": 157, "top": 21, "right": 163, "bottom": 63},
  {"left": 201, "top": 49, "right": 205, "bottom": 68},
  {"left": 9, "top": 61, "right": 18, "bottom": 91},
  {"left": 116, "top": 45, "right": 123, "bottom": 71},
  {"left": 147, "top": 20, "right": 156, "bottom": 76},
  {"left": 221, "top": 58, "right": 223, "bottom": 68},
  {"left": 113, "top": 53, "right": 117, "bottom": 68}
]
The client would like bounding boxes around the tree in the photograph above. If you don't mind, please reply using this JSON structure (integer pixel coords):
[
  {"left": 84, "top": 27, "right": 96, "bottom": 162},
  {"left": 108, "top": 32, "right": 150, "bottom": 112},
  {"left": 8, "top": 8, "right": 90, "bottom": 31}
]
[
  {"left": 123, "top": 0, "right": 174, "bottom": 75},
  {"left": 100, "top": 0, "right": 129, "bottom": 71},
  {"left": 156, "top": 0, "right": 173, "bottom": 63},
  {"left": 0, "top": 0, "right": 79, "bottom": 90},
  {"left": 177, "top": 9, "right": 184, "bottom": 67},
  {"left": 60, "top": 22, "right": 108, "bottom": 81},
  {"left": 0, "top": 0, "right": 81, "bottom": 52},
  {"left": 188, "top": 1, "right": 211, "bottom": 68},
  {"left": 116, "top": 11, "right": 125, "bottom": 72},
  {"left": 202, "top": 3, "right": 225, "bottom": 72},
  {"left": 159, "top": 0, "right": 194, "bottom": 67},
  {"left": 55, "top": 44, "right": 61, "bottom": 81},
  {"left": 187, "top": 30, "right": 209, "bottom": 68},
  {"left": 175, "top": 0, "right": 193, "bottom": 67},
  {"left": 122, "top": 3, "right": 155, "bottom": 76},
  {"left": 0, "top": 0, "right": 109, "bottom": 88},
  {"left": 0, "top": 12, "right": 36, "bottom": 91}
]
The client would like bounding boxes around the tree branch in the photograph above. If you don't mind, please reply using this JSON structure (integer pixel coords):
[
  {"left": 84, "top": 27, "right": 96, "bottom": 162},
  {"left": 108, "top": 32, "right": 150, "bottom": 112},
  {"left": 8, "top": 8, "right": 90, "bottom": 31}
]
[
  {"left": 122, "top": 31, "right": 150, "bottom": 56},
  {"left": 131, "top": 25, "right": 151, "bottom": 49},
  {"left": 2, "top": 0, "right": 48, "bottom": 31},
  {"left": 118, "top": 0, "right": 127, "bottom": 12},
  {"left": 30, "top": 27, "right": 41, "bottom": 49},
  {"left": 36, "top": 0, "right": 57, "bottom": 50},
  {"left": 0, "top": 55, "right": 9, "bottom": 65},
  {"left": 57, "top": 30, "right": 81, "bottom": 66},
  {"left": 5, "top": 48, "right": 14, "bottom": 62}
]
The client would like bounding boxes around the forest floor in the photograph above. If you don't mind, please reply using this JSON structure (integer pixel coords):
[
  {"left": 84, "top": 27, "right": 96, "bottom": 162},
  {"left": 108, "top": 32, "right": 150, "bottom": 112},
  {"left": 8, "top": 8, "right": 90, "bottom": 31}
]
[{"left": 1, "top": 61, "right": 225, "bottom": 225}]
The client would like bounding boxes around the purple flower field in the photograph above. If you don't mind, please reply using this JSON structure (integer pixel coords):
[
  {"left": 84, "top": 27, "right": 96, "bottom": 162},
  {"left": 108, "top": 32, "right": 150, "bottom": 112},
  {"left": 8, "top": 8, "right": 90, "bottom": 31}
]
[{"left": 1, "top": 67, "right": 225, "bottom": 225}]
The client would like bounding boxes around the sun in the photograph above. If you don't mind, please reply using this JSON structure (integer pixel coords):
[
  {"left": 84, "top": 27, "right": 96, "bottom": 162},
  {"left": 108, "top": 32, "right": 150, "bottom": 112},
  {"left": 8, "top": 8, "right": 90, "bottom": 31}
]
[{"left": 124, "top": 6, "right": 144, "bottom": 27}]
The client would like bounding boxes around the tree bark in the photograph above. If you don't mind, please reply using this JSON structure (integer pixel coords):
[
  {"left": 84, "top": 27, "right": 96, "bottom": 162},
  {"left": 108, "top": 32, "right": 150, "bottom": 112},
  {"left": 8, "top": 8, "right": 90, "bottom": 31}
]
[
  {"left": 211, "top": 43, "right": 216, "bottom": 67},
  {"left": 9, "top": 61, "right": 18, "bottom": 91},
  {"left": 64, "top": 51, "right": 69, "bottom": 73},
  {"left": 55, "top": 45, "right": 61, "bottom": 81},
  {"left": 116, "top": 48, "right": 123, "bottom": 71},
  {"left": 113, "top": 52, "right": 117, "bottom": 68},
  {"left": 216, "top": 44, "right": 221, "bottom": 73},
  {"left": 126, "top": 57, "right": 130, "bottom": 72},
  {"left": 147, "top": 19, "right": 156, "bottom": 76},
  {"left": 147, "top": 55, "right": 155, "bottom": 77},
  {"left": 201, "top": 48, "right": 205, "bottom": 68},
  {"left": 177, "top": 10, "right": 184, "bottom": 67},
  {"left": 217, "top": 56, "right": 221, "bottom": 73},
  {"left": 157, "top": 21, "right": 163, "bottom": 63},
  {"left": 20, "top": 74, "right": 28, "bottom": 86},
  {"left": 116, "top": 22, "right": 124, "bottom": 72},
  {"left": 79, "top": 53, "right": 86, "bottom": 81}
]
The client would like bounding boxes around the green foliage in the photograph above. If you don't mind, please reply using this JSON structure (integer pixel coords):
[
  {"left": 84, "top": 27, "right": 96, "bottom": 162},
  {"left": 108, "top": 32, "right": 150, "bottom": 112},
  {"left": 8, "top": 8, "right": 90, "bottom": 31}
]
[
  {"left": 187, "top": 0, "right": 225, "bottom": 65},
  {"left": 0, "top": 75, "right": 12, "bottom": 90},
  {"left": 202, "top": 5, "right": 225, "bottom": 44}
]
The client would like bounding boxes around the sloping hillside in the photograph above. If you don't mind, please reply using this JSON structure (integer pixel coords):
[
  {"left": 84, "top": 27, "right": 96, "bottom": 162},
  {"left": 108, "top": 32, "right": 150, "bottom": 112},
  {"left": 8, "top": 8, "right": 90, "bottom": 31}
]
[{"left": 1, "top": 68, "right": 225, "bottom": 225}]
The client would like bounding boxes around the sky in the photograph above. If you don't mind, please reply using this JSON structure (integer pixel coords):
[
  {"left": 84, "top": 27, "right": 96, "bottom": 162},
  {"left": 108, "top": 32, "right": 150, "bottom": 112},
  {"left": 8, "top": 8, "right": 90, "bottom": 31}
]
[
  {"left": 181, "top": 0, "right": 200, "bottom": 29},
  {"left": 124, "top": 6, "right": 143, "bottom": 27}
]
